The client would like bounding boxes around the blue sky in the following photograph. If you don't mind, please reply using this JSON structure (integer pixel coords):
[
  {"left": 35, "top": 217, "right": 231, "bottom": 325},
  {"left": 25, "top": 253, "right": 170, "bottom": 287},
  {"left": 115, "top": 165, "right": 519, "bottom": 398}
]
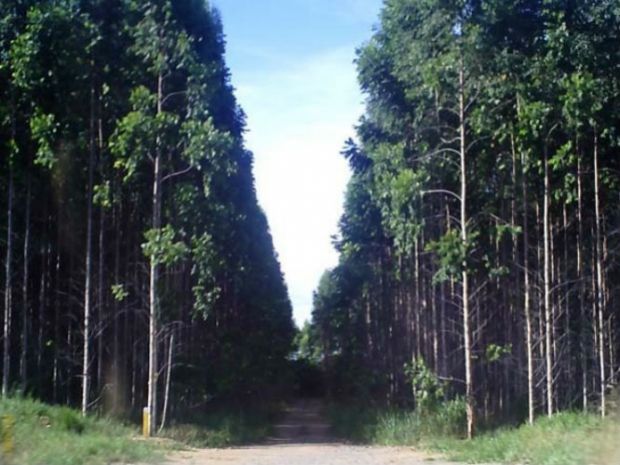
[{"left": 212, "top": 0, "right": 383, "bottom": 325}]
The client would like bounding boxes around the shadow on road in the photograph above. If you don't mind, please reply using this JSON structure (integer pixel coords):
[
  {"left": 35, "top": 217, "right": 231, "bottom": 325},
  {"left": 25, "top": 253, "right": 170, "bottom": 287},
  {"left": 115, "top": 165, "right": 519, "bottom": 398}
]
[{"left": 266, "top": 399, "right": 336, "bottom": 445}]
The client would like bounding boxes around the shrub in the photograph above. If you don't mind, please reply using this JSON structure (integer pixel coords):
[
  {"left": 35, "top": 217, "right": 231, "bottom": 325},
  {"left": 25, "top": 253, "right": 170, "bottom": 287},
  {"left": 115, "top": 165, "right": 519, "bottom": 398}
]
[{"left": 404, "top": 358, "right": 444, "bottom": 415}]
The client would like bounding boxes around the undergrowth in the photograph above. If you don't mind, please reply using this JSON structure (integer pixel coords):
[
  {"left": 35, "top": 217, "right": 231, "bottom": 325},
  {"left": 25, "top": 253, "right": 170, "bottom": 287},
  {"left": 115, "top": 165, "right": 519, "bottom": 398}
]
[
  {"left": 161, "top": 404, "right": 277, "bottom": 447},
  {"left": 329, "top": 403, "right": 619, "bottom": 465},
  {"left": 0, "top": 397, "right": 166, "bottom": 465},
  {"left": 0, "top": 397, "right": 279, "bottom": 464}
]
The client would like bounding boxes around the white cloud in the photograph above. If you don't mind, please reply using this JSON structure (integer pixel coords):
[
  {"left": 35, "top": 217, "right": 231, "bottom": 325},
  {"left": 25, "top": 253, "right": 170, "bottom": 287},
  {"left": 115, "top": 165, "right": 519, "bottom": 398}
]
[{"left": 230, "top": 47, "right": 362, "bottom": 325}]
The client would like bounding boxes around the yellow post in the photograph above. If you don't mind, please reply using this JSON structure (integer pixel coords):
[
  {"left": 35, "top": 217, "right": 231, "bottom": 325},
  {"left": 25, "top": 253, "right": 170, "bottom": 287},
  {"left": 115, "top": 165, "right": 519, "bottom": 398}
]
[
  {"left": 1, "top": 415, "right": 14, "bottom": 458},
  {"left": 142, "top": 407, "right": 151, "bottom": 438}
]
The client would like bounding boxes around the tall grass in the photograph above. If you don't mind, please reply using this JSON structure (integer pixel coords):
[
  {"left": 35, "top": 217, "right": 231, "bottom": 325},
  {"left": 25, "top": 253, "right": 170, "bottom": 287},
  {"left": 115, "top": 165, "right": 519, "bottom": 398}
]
[
  {"left": 432, "top": 412, "right": 612, "bottom": 465},
  {"left": 0, "top": 397, "right": 165, "bottom": 465},
  {"left": 329, "top": 402, "right": 619, "bottom": 465},
  {"left": 329, "top": 398, "right": 466, "bottom": 444}
]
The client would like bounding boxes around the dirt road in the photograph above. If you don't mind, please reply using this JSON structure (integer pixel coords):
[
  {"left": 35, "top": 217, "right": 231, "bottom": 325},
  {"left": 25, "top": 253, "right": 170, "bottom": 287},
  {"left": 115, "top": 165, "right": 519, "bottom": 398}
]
[{"left": 165, "top": 400, "right": 459, "bottom": 465}]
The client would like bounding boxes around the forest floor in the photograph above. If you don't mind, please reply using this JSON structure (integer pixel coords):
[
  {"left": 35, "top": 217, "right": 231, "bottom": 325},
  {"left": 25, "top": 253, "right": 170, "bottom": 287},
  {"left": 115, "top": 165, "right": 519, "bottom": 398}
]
[{"left": 164, "top": 399, "right": 461, "bottom": 465}]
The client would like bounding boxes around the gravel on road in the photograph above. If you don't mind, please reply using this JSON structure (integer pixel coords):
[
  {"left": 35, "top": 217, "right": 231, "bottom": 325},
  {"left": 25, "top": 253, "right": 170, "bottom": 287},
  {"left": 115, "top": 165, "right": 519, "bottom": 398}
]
[
  {"left": 164, "top": 400, "right": 460, "bottom": 465},
  {"left": 165, "top": 444, "right": 458, "bottom": 465}
]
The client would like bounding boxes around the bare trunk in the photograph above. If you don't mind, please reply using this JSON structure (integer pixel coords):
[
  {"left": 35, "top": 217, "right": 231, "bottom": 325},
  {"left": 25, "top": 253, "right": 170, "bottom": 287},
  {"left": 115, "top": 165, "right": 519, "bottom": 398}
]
[
  {"left": 543, "top": 146, "right": 554, "bottom": 417},
  {"left": 593, "top": 132, "right": 606, "bottom": 417},
  {"left": 159, "top": 330, "right": 174, "bottom": 433},
  {"left": 459, "top": 60, "right": 475, "bottom": 439},
  {"left": 82, "top": 81, "right": 96, "bottom": 415},
  {"left": 97, "top": 206, "right": 104, "bottom": 391},
  {"left": 520, "top": 143, "right": 534, "bottom": 424},
  {"left": 577, "top": 150, "right": 588, "bottom": 411},
  {"left": 2, "top": 163, "right": 14, "bottom": 397},
  {"left": 37, "top": 245, "right": 47, "bottom": 372},
  {"left": 147, "top": 72, "right": 164, "bottom": 436},
  {"left": 53, "top": 248, "right": 60, "bottom": 402},
  {"left": 20, "top": 174, "right": 32, "bottom": 390},
  {"left": 112, "top": 196, "right": 121, "bottom": 413},
  {"left": 414, "top": 238, "right": 421, "bottom": 359}
]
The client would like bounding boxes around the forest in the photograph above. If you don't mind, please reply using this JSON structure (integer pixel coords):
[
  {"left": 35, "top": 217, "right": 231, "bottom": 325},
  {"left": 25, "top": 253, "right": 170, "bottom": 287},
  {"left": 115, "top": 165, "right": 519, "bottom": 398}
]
[
  {"left": 1, "top": 0, "right": 620, "bottom": 461},
  {"left": 0, "top": 0, "right": 295, "bottom": 435},
  {"left": 310, "top": 0, "right": 620, "bottom": 439}
]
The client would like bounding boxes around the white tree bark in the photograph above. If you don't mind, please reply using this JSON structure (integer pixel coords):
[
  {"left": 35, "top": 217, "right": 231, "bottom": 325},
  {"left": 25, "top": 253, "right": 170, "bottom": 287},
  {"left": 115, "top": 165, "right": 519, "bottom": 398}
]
[
  {"left": 593, "top": 132, "right": 606, "bottom": 417},
  {"left": 159, "top": 330, "right": 174, "bottom": 433},
  {"left": 82, "top": 82, "right": 96, "bottom": 415},
  {"left": 459, "top": 59, "right": 475, "bottom": 439}
]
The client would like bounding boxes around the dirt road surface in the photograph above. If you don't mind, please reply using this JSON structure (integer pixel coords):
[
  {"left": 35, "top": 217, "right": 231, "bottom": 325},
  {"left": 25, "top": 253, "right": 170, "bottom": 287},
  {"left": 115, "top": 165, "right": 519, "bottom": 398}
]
[{"left": 164, "top": 400, "right": 461, "bottom": 465}]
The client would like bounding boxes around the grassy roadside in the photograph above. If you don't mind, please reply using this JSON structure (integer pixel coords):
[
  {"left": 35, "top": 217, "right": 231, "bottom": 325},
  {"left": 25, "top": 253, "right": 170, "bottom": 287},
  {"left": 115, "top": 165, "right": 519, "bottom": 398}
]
[
  {"left": 0, "top": 397, "right": 277, "bottom": 464},
  {"left": 0, "top": 397, "right": 168, "bottom": 465},
  {"left": 329, "top": 404, "right": 620, "bottom": 465},
  {"left": 431, "top": 413, "right": 619, "bottom": 465}
]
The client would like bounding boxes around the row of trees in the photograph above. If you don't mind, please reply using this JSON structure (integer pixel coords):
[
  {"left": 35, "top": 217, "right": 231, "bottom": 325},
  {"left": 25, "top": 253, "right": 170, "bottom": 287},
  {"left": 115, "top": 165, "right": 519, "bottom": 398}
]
[
  {"left": 0, "top": 0, "right": 294, "bottom": 433},
  {"left": 312, "top": 0, "right": 620, "bottom": 438}
]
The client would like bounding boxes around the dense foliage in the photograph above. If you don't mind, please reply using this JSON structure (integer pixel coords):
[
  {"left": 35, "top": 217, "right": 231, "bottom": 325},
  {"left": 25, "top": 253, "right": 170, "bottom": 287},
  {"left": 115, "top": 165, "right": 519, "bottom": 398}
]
[
  {"left": 312, "top": 0, "right": 620, "bottom": 436},
  {"left": 0, "top": 0, "right": 294, "bottom": 428}
]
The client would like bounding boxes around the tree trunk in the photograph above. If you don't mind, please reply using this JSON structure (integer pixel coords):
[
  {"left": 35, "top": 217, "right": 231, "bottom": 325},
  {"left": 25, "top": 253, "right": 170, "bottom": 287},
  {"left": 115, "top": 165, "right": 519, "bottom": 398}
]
[
  {"left": 147, "top": 72, "right": 164, "bottom": 436},
  {"left": 2, "top": 162, "right": 14, "bottom": 397},
  {"left": 82, "top": 81, "right": 96, "bottom": 415},
  {"left": 37, "top": 245, "right": 47, "bottom": 373},
  {"left": 459, "top": 59, "right": 475, "bottom": 439},
  {"left": 520, "top": 143, "right": 534, "bottom": 424},
  {"left": 53, "top": 248, "right": 60, "bottom": 402},
  {"left": 543, "top": 146, "right": 554, "bottom": 417},
  {"left": 159, "top": 329, "right": 174, "bottom": 433},
  {"left": 576, "top": 147, "right": 588, "bottom": 411},
  {"left": 97, "top": 205, "right": 104, "bottom": 392},
  {"left": 593, "top": 132, "right": 606, "bottom": 417},
  {"left": 20, "top": 174, "right": 32, "bottom": 391}
]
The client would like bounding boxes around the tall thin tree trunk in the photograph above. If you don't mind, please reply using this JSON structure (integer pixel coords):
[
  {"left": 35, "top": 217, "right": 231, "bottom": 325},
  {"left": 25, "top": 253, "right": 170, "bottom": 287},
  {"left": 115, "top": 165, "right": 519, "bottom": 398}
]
[
  {"left": 82, "top": 80, "right": 96, "bottom": 415},
  {"left": 159, "top": 329, "right": 174, "bottom": 433},
  {"left": 112, "top": 192, "right": 121, "bottom": 414},
  {"left": 53, "top": 248, "right": 60, "bottom": 402},
  {"left": 562, "top": 204, "right": 570, "bottom": 407},
  {"left": 603, "top": 236, "right": 615, "bottom": 387},
  {"left": 97, "top": 206, "right": 104, "bottom": 392},
  {"left": 543, "top": 146, "right": 554, "bottom": 417},
  {"left": 576, "top": 148, "right": 587, "bottom": 411},
  {"left": 147, "top": 72, "right": 164, "bottom": 436},
  {"left": 2, "top": 162, "right": 15, "bottom": 397},
  {"left": 414, "top": 238, "right": 421, "bottom": 359},
  {"left": 593, "top": 132, "right": 606, "bottom": 417},
  {"left": 459, "top": 59, "right": 475, "bottom": 439},
  {"left": 20, "top": 174, "right": 32, "bottom": 391},
  {"left": 37, "top": 245, "right": 47, "bottom": 373},
  {"left": 520, "top": 143, "right": 534, "bottom": 424}
]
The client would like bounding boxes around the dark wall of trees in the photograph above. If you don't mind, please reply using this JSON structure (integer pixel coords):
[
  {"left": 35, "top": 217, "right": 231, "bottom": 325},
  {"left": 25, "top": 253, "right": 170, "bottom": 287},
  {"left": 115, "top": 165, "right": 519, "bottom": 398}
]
[
  {"left": 312, "top": 0, "right": 620, "bottom": 435},
  {"left": 0, "top": 0, "right": 295, "bottom": 423}
]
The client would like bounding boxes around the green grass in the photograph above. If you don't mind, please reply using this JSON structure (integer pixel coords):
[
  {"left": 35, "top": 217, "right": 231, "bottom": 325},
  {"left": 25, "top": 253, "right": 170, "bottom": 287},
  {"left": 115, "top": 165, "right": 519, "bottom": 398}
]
[
  {"left": 329, "top": 403, "right": 620, "bottom": 465},
  {"left": 0, "top": 397, "right": 280, "bottom": 463},
  {"left": 329, "top": 398, "right": 466, "bottom": 445},
  {"left": 0, "top": 397, "right": 167, "bottom": 465},
  {"left": 161, "top": 405, "right": 277, "bottom": 448},
  {"left": 432, "top": 412, "right": 618, "bottom": 465}
]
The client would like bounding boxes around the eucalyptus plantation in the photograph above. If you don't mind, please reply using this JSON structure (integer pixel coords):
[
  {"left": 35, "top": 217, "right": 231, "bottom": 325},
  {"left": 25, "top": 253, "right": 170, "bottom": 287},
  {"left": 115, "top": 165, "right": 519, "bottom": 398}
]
[
  {"left": 311, "top": 0, "right": 620, "bottom": 435},
  {"left": 2, "top": 0, "right": 619, "bottom": 445},
  {"left": 0, "top": 0, "right": 294, "bottom": 430}
]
